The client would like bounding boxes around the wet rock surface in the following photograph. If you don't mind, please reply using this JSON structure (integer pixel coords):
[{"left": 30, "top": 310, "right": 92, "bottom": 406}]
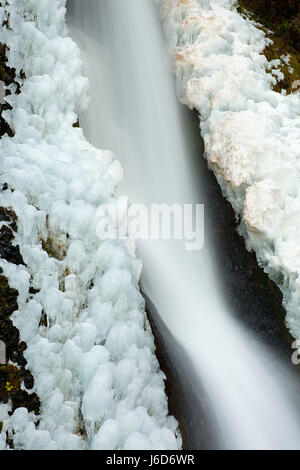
[
  {"left": 0, "top": 23, "right": 40, "bottom": 446},
  {"left": 144, "top": 109, "right": 300, "bottom": 450},
  {"left": 0, "top": 2, "right": 24, "bottom": 139},
  {"left": 0, "top": 206, "right": 24, "bottom": 265},
  {"left": 0, "top": 228, "right": 40, "bottom": 417},
  {"left": 0, "top": 40, "right": 15, "bottom": 138},
  {"left": 239, "top": 0, "right": 300, "bottom": 47},
  {"left": 0, "top": 213, "right": 41, "bottom": 448},
  {"left": 145, "top": 295, "right": 222, "bottom": 450},
  {"left": 189, "top": 107, "right": 296, "bottom": 362},
  {"left": 238, "top": 0, "right": 300, "bottom": 93}
]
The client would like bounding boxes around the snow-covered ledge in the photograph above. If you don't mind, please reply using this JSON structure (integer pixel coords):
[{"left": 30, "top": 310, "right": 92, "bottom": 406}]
[
  {"left": 0, "top": 0, "right": 180, "bottom": 450},
  {"left": 158, "top": 0, "right": 300, "bottom": 339}
]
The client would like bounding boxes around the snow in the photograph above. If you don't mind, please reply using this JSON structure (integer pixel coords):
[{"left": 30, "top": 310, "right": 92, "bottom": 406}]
[
  {"left": 158, "top": 0, "right": 300, "bottom": 339},
  {"left": 0, "top": 0, "right": 180, "bottom": 450}
]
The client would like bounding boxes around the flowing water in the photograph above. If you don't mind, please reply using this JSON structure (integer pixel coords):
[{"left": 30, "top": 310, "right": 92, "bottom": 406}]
[{"left": 67, "top": 0, "right": 300, "bottom": 449}]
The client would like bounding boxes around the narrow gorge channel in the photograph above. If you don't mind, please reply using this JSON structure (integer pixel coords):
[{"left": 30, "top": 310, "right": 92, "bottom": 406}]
[{"left": 67, "top": 0, "right": 300, "bottom": 450}]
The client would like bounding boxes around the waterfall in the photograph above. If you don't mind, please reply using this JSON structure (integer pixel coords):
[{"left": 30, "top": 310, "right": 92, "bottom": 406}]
[{"left": 67, "top": 0, "right": 300, "bottom": 449}]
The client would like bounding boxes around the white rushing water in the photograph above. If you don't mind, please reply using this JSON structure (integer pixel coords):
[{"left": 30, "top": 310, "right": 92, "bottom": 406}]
[{"left": 67, "top": 0, "right": 300, "bottom": 449}]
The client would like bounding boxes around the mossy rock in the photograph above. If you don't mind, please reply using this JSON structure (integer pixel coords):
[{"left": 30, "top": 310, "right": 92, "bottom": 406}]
[{"left": 238, "top": 0, "right": 300, "bottom": 93}]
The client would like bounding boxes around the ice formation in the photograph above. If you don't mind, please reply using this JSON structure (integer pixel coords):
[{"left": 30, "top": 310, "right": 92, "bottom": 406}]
[
  {"left": 0, "top": 0, "right": 180, "bottom": 450},
  {"left": 158, "top": 0, "right": 300, "bottom": 339}
]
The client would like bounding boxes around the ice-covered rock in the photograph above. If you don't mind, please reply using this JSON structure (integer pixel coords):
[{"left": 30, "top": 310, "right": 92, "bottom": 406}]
[
  {"left": 0, "top": 0, "right": 181, "bottom": 450},
  {"left": 158, "top": 0, "right": 300, "bottom": 338}
]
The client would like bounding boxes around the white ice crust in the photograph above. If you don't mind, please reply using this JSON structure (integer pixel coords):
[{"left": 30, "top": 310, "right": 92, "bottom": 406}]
[{"left": 0, "top": 0, "right": 180, "bottom": 450}]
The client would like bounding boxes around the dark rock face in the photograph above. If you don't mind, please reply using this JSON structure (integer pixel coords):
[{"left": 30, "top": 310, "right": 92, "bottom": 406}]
[
  {"left": 145, "top": 295, "right": 222, "bottom": 450},
  {"left": 238, "top": 0, "right": 300, "bottom": 93},
  {"left": 252, "top": 0, "right": 299, "bottom": 20},
  {"left": 0, "top": 207, "right": 40, "bottom": 448},
  {"left": 142, "top": 109, "right": 300, "bottom": 450},
  {"left": 183, "top": 108, "right": 296, "bottom": 362},
  {"left": 0, "top": 213, "right": 40, "bottom": 417},
  {"left": 0, "top": 33, "right": 41, "bottom": 439},
  {"left": 209, "top": 189, "right": 293, "bottom": 353},
  {"left": 0, "top": 8, "right": 40, "bottom": 434},
  {"left": 239, "top": 0, "right": 300, "bottom": 25},
  {"left": 239, "top": 0, "right": 300, "bottom": 50},
  {"left": 0, "top": 207, "right": 24, "bottom": 265},
  {"left": 0, "top": 274, "right": 40, "bottom": 416},
  {"left": 0, "top": 41, "right": 16, "bottom": 138},
  {"left": 0, "top": 2, "right": 24, "bottom": 139}
]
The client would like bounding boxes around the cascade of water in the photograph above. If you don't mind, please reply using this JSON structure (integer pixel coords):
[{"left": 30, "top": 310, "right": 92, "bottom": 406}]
[{"left": 67, "top": 0, "right": 300, "bottom": 449}]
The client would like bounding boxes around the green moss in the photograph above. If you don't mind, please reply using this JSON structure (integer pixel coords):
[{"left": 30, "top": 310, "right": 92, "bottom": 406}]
[
  {"left": 0, "top": 364, "right": 22, "bottom": 402},
  {"left": 237, "top": 0, "right": 300, "bottom": 93}
]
